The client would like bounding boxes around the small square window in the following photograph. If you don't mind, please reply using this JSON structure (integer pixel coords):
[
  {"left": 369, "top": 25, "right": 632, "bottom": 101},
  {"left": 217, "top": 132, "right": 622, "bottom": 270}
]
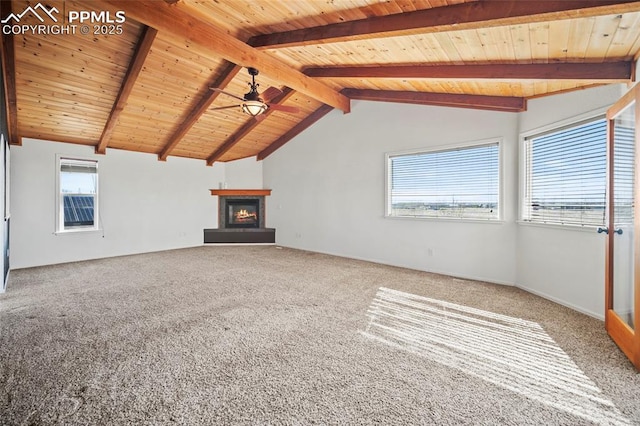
[{"left": 57, "top": 157, "right": 98, "bottom": 232}]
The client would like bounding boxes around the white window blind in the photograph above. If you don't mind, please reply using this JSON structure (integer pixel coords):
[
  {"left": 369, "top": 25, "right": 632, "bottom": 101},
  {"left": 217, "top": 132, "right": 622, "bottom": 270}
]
[
  {"left": 387, "top": 142, "right": 500, "bottom": 220},
  {"left": 522, "top": 117, "right": 606, "bottom": 227}
]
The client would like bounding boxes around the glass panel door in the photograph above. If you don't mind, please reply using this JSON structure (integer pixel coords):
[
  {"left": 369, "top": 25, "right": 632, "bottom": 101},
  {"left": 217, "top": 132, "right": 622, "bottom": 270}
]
[
  {"left": 612, "top": 102, "right": 635, "bottom": 328},
  {"left": 605, "top": 84, "right": 640, "bottom": 369}
]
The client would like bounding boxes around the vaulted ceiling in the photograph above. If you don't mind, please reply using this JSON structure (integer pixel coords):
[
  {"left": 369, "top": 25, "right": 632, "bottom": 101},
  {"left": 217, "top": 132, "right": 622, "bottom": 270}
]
[{"left": 2, "top": 0, "right": 640, "bottom": 164}]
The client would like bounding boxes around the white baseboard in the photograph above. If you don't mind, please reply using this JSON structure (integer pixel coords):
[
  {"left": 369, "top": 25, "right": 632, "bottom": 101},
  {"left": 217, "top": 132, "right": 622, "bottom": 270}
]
[
  {"left": 275, "top": 244, "right": 515, "bottom": 287},
  {"left": 514, "top": 284, "right": 603, "bottom": 321},
  {"left": 275, "top": 244, "right": 604, "bottom": 321}
]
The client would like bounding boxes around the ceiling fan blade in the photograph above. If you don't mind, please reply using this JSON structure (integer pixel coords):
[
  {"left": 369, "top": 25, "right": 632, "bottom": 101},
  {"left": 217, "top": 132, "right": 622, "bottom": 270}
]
[
  {"left": 267, "top": 103, "right": 300, "bottom": 114},
  {"left": 209, "top": 105, "right": 240, "bottom": 111},
  {"left": 210, "top": 87, "right": 247, "bottom": 102},
  {"left": 253, "top": 114, "right": 267, "bottom": 122},
  {"left": 261, "top": 86, "right": 282, "bottom": 102}
]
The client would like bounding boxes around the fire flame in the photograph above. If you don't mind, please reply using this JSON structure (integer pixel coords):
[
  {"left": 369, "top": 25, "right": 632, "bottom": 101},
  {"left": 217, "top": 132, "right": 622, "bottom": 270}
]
[{"left": 235, "top": 209, "right": 257, "bottom": 222}]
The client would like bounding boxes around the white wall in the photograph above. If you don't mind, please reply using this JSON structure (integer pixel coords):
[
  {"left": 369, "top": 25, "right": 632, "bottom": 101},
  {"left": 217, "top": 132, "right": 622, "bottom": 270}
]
[
  {"left": 11, "top": 138, "right": 227, "bottom": 268},
  {"left": 516, "top": 84, "right": 625, "bottom": 319},
  {"left": 264, "top": 101, "right": 519, "bottom": 285},
  {"left": 224, "top": 156, "right": 263, "bottom": 189}
]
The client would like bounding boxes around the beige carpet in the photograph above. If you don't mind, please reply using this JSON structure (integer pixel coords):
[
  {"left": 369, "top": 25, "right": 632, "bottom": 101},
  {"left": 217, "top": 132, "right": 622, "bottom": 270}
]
[{"left": 1, "top": 246, "right": 639, "bottom": 425}]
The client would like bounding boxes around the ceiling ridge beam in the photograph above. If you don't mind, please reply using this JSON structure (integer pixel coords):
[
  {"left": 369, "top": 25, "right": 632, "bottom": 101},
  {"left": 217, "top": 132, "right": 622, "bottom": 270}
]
[
  {"left": 304, "top": 61, "right": 633, "bottom": 81},
  {"left": 257, "top": 104, "right": 334, "bottom": 161},
  {"left": 1, "top": 1, "right": 19, "bottom": 145},
  {"left": 248, "top": 0, "right": 640, "bottom": 48},
  {"left": 158, "top": 62, "right": 242, "bottom": 161},
  {"left": 102, "top": 0, "right": 350, "bottom": 113},
  {"left": 342, "top": 89, "right": 527, "bottom": 112},
  {"left": 206, "top": 88, "right": 296, "bottom": 165},
  {"left": 96, "top": 26, "right": 157, "bottom": 155}
]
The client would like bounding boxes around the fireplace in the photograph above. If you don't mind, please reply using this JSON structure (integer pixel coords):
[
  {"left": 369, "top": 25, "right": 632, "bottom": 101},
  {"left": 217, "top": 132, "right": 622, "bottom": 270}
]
[
  {"left": 225, "top": 199, "right": 259, "bottom": 228},
  {"left": 204, "top": 189, "right": 275, "bottom": 244}
]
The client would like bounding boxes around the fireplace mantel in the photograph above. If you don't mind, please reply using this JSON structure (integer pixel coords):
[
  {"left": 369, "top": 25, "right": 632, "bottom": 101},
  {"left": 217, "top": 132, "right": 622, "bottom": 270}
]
[{"left": 210, "top": 189, "right": 271, "bottom": 196}]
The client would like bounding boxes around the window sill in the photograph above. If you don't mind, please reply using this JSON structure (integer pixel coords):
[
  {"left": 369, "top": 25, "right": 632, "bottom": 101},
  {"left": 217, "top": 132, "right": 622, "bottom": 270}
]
[
  {"left": 55, "top": 228, "right": 102, "bottom": 235},
  {"left": 385, "top": 215, "right": 505, "bottom": 225},
  {"left": 516, "top": 220, "right": 600, "bottom": 233}
]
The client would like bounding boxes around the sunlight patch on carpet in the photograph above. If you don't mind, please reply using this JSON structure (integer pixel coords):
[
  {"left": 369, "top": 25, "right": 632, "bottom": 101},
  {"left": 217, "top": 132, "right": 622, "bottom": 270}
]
[{"left": 362, "top": 287, "right": 630, "bottom": 426}]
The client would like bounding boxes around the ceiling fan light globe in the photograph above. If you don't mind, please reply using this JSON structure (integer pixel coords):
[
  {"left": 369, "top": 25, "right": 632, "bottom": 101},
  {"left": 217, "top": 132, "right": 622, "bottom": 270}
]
[{"left": 242, "top": 100, "right": 268, "bottom": 116}]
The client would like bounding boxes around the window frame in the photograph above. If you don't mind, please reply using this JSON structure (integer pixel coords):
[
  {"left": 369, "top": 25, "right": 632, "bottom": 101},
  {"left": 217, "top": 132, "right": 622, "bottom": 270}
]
[
  {"left": 385, "top": 138, "right": 504, "bottom": 222},
  {"left": 55, "top": 155, "right": 100, "bottom": 234},
  {"left": 518, "top": 108, "right": 608, "bottom": 230}
]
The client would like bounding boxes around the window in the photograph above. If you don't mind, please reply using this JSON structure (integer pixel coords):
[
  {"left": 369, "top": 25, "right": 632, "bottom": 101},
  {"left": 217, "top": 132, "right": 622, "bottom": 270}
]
[
  {"left": 522, "top": 117, "right": 606, "bottom": 227},
  {"left": 387, "top": 141, "right": 500, "bottom": 220},
  {"left": 57, "top": 157, "right": 98, "bottom": 232},
  {"left": 612, "top": 107, "right": 635, "bottom": 227}
]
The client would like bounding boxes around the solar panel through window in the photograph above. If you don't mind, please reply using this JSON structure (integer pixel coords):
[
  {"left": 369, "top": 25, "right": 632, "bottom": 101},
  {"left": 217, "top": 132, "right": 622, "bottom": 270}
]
[{"left": 63, "top": 195, "right": 95, "bottom": 227}]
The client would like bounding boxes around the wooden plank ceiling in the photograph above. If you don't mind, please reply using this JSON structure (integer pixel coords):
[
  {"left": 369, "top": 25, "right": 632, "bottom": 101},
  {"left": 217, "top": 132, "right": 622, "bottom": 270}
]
[{"left": 2, "top": 0, "right": 640, "bottom": 163}]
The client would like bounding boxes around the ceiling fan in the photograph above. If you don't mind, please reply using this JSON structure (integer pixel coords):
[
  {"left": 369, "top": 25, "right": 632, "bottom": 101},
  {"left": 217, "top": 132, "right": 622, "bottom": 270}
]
[{"left": 210, "top": 67, "right": 299, "bottom": 119}]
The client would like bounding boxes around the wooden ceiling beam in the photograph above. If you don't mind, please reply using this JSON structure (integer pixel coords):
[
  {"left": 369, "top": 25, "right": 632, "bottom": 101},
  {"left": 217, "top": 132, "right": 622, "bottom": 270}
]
[
  {"left": 305, "top": 61, "right": 633, "bottom": 81},
  {"left": 249, "top": 0, "right": 640, "bottom": 48},
  {"left": 96, "top": 26, "right": 157, "bottom": 154},
  {"left": 342, "top": 89, "right": 527, "bottom": 113},
  {"left": 1, "top": 0, "right": 19, "bottom": 145},
  {"left": 159, "top": 62, "right": 242, "bottom": 161},
  {"left": 257, "top": 104, "right": 334, "bottom": 161},
  {"left": 18, "top": 132, "right": 97, "bottom": 147},
  {"left": 206, "top": 88, "right": 296, "bottom": 165},
  {"left": 527, "top": 83, "right": 605, "bottom": 100},
  {"left": 102, "top": 0, "right": 350, "bottom": 113}
]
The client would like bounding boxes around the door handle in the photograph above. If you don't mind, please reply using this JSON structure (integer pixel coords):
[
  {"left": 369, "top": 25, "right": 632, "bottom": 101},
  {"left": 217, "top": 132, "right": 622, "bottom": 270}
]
[{"left": 597, "top": 227, "right": 623, "bottom": 235}]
